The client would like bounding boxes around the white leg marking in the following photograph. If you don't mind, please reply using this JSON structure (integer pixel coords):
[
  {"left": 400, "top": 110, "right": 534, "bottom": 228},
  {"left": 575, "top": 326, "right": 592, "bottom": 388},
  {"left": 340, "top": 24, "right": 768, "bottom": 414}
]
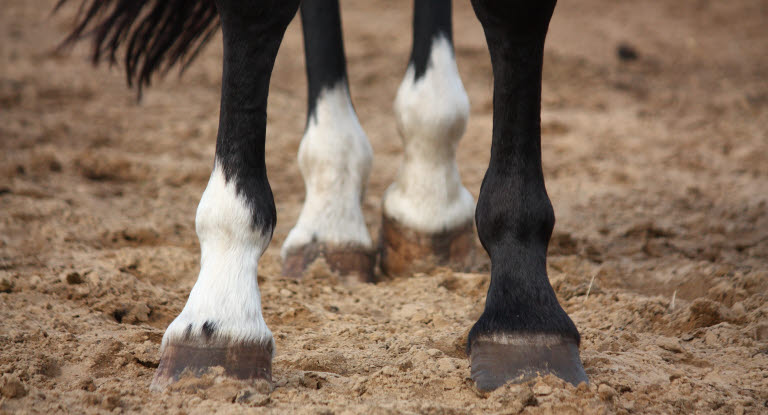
[
  {"left": 385, "top": 35, "right": 474, "bottom": 233},
  {"left": 163, "top": 164, "right": 273, "bottom": 351},
  {"left": 281, "top": 82, "right": 373, "bottom": 257}
]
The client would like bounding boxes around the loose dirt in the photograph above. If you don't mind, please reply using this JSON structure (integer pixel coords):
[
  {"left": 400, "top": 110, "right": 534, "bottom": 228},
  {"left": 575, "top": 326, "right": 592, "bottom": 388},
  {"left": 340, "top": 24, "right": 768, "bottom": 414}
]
[{"left": 1, "top": 0, "right": 767, "bottom": 413}]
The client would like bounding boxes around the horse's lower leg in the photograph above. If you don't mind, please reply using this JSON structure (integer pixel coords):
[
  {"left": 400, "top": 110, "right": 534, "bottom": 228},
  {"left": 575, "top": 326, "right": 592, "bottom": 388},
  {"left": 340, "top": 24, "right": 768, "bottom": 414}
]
[
  {"left": 380, "top": 0, "right": 475, "bottom": 277},
  {"left": 152, "top": 0, "right": 300, "bottom": 390},
  {"left": 282, "top": 0, "right": 375, "bottom": 281},
  {"left": 467, "top": 0, "right": 587, "bottom": 390}
]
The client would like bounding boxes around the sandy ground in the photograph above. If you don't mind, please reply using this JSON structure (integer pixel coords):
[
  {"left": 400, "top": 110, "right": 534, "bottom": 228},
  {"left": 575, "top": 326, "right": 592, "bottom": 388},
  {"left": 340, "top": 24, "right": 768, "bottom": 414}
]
[{"left": 2, "top": 0, "right": 768, "bottom": 413}]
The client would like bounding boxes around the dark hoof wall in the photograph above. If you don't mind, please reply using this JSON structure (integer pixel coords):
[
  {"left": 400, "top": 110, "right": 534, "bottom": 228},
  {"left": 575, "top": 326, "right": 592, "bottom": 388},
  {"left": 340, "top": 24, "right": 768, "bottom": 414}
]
[
  {"left": 282, "top": 243, "right": 375, "bottom": 282},
  {"left": 150, "top": 342, "right": 272, "bottom": 391},
  {"left": 470, "top": 335, "right": 588, "bottom": 391},
  {"left": 379, "top": 214, "right": 475, "bottom": 278}
]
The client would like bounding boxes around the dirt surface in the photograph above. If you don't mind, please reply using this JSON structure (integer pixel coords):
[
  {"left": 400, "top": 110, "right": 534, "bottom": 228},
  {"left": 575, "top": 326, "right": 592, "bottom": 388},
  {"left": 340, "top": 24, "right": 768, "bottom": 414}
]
[{"left": 2, "top": 0, "right": 767, "bottom": 413}]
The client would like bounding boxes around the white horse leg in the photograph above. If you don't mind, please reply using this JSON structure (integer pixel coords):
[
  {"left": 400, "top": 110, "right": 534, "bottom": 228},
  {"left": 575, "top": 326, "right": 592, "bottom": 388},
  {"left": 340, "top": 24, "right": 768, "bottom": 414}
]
[
  {"left": 152, "top": 0, "right": 301, "bottom": 390},
  {"left": 282, "top": 0, "right": 374, "bottom": 281},
  {"left": 381, "top": 1, "right": 475, "bottom": 276}
]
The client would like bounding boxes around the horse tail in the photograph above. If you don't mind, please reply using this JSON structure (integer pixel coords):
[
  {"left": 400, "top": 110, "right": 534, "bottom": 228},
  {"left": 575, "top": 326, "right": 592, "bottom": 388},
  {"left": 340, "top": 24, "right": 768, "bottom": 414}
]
[{"left": 55, "top": 0, "right": 220, "bottom": 96}]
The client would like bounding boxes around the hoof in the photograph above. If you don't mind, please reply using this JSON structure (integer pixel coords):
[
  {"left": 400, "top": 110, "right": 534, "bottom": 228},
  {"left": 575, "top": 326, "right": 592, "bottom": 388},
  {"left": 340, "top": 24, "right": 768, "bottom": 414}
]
[
  {"left": 282, "top": 243, "right": 375, "bottom": 282},
  {"left": 470, "top": 334, "right": 588, "bottom": 391},
  {"left": 379, "top": 214, "right": 475, "bottom": 277},
  {"left": 150, "top": 341, "right": 272, "bottom": 392}
]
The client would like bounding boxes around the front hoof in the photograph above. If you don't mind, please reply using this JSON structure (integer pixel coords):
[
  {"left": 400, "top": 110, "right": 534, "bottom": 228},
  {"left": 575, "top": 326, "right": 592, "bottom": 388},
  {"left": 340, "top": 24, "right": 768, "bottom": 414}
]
[
  {"left": 469, "top": 334, "right": 587, "bottom": 391},
  {"left": 282, "top": 242, "right": 375, "bottom": 282},
  {"left": 150, "top": 341, "right": 273, "bottom": 392},
  {"left": 379, "top": 214, "right": 475, "bottom": 277}
]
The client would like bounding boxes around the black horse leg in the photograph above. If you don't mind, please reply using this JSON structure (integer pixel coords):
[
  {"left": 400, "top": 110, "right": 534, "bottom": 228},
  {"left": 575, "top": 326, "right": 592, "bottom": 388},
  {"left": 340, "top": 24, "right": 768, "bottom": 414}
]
[{"left": 468, "top": 0, "right": 588, "bottom": 391}]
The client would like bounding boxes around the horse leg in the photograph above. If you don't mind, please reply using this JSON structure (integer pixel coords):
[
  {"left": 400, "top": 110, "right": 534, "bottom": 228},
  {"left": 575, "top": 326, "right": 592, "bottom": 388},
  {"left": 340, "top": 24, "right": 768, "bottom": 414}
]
[
  {"left": 380, "top": 0, "right": 475, "bottom": 277},
  {"left": 151, "top": 0, "right": 301, "bottom": 390},
  {"left": 467, "top": 0, "right": 588, "bottom": 390},
  {"left": 281, "top": 0, "right": 375, "bottom": 282}
]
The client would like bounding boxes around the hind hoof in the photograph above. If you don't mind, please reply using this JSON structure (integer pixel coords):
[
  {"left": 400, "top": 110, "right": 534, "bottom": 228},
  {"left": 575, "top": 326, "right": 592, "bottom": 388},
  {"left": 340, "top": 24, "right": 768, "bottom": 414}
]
[
  {"left": 379, "top": 214, "right": 475, "bottom": 278},
  {"left": 150, "top": 341, "right": 272, "bottom": 392},
  {"left": 282, "top": 243, "right": 375, "bottom": 282},
  {"left": 470, "top": 334, "right": 587, "bottom": 391}
]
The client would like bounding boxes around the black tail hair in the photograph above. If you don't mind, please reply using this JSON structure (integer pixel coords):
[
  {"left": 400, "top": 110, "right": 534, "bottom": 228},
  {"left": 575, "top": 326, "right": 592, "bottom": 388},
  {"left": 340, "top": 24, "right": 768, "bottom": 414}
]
[{"left": 55, "top": 0, "right": 220, "bottom": 97}]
